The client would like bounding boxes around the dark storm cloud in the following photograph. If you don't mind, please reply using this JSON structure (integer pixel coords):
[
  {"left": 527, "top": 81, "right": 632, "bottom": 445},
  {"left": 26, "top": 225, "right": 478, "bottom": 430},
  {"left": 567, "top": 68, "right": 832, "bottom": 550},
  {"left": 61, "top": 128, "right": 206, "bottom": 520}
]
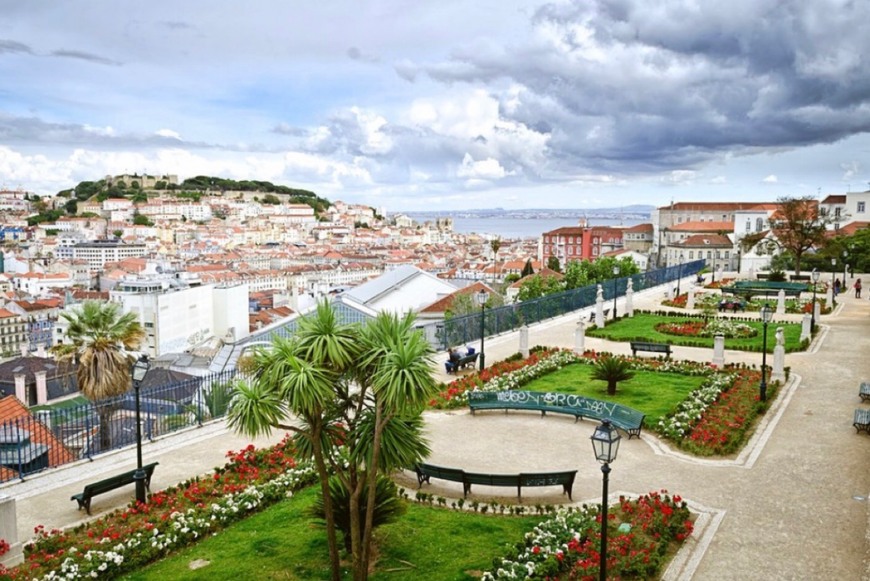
[
  {"left": 401, "top": 0, "right": 870, "bottom": 176},
  {"left": 0, "top": 39, "right": 34, "bottom": 55},
  {"left": 50, "top": 49, "right": 121, "bottom": 66}
]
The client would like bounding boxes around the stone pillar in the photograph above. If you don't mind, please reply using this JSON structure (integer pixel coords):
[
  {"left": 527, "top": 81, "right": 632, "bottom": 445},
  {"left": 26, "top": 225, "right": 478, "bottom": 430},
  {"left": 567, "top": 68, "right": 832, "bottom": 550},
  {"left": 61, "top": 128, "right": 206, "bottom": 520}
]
[
  {"left": 13, "top": 374, "right": 26, "bottom": 405},
  {"left": 19, "top": 344, "right": 28, "bottom": 358},
  {"left": 712, "top": 334, "right": 725, "bottom": 367},
  {"left": 800, "top": 314, "right": 811, "bottom": 343},
  {"left": 625, "top": 280, "right": 634, "bottom": 317},
  {"left": 772, "top": 327, "right": 785, "bottom": 382},
  {"left": 595, "top": 285, "right": 605, "bottom": 328},
  {"left": 36, "top": 343, "right": 46, "bottom": 358},
  {"left": 35, "top": 370, "right": 47, "bottom": 405},
  {"left": 665, "top": 285, "right": 673, "bottom": 299},
  {"left": 814, "top": 300, "right": 821, "bottom": 323},
  {"left": 0, "top": 495, "right": 22, "bottom": 567},
  {"left": 687, "top": 290, "right": 696, "bottom": 310},
  {"left": 574, "top": 321, "right": 586, "bottom": 355},
  {"left": 776, "top": 289, "right": 786, "bottom": 315},
  {"left": 825, "top": 286, "right": 833, "bottom": 308},
  {"left": 519, "top": 325, "right": 529, "bottom": 359}
]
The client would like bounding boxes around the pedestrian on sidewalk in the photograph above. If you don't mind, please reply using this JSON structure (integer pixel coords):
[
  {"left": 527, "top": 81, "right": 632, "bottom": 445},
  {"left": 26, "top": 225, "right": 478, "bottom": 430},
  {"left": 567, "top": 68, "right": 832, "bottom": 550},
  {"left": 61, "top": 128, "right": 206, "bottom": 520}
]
[
  {"left": 834, "top": 278, "right": 841, "bottom": 296},
  {"left": 854, "top": 278, "right": 862, "bottom": 299}
]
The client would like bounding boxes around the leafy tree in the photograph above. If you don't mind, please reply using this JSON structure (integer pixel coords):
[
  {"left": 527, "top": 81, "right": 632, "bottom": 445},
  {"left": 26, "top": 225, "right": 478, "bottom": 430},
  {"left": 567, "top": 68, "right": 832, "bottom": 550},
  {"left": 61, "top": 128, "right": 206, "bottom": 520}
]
[
  {"left": 51, "top": 301, "right": 145, "bottom": 451},
  {"left": 130, "top": 181, "right": 140, "bottom": 189},
  {"left": 591, "top": 356, "right": 635, "bottom": 396},
  {"left": 154, "top": 180, "right": 167, "bottom": 190},
  {"left": 547, "top": 255, "right": 561, "bottom": 272},
  {"left": 133, "top": 213, "right": 154, "bottom": 226},
  {"left": 64, "top": 199, "right": 78, "bottom": 214},
  {"left": 767, "top": 196, "right": 835, "bottom": 275},
  {"left": 504, "top": 273, "right": 521, "bottom": 284},
  {"left": 444, "top": 289, "right": 503, "bottom": 319},
  {"left": 261, "top": 193, "right": 281, "bottom": 205},
  {"left": 115, "top": 180, "right": 127, "bottom": 190},
  {"left": 131, "top": 191, "right": 148, "bottom": 204},
  {"left": 227, "top": 304, "right": 437, "bottom": 581},
  {"left": 112, "top": 230, "right": 123, "bottom": 239},
  {"left": 521, "top": 259, "right": 534, "bottom": 278},
  {"left": 517, "top": 274, "right": 564, "bottom": 301}
]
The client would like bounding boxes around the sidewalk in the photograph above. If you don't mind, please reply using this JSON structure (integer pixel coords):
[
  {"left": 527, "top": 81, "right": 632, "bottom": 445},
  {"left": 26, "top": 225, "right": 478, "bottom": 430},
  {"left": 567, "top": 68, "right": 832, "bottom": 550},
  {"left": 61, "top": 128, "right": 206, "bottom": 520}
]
[{"left": 3, "top": 277, "right": 868, "bottom": 579}]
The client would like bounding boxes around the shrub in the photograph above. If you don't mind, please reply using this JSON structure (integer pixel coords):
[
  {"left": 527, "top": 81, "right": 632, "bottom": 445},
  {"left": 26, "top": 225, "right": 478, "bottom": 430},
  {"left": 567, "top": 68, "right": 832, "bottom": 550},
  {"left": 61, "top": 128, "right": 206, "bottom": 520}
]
[{"left": 591, "top": 356, "right": 635, "bottom": 395}]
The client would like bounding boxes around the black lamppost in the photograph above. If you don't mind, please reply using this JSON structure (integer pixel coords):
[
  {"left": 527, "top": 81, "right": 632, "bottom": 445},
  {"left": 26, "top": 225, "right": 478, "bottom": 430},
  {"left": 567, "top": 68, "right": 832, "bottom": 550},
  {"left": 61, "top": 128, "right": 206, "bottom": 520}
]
[
  {"left": 831, "top": 257, "right": 837, "bottom": 305},
  {"left": 131, "top": 354, "right": 151, "bottom": 504},
  {"left": 676, "top": 252, "right": 684, "bottom": 298},
  {"left": 590, "top": 420, "right": 621, "bottom": 581},
  {"left": 760, "top": 305, "right": 772, "bottom": 402},
  {"left": 611, "top": 265, "right": 619, "bottom": 319},
  {"left": 475, "top": 289, "right": 489, "bottom": 371},
  {"left": 810, "top": 269, "right": 819, "bottom": 333},
  {"left": 736, "top": 249, "right": 742, "bottom": 276}
]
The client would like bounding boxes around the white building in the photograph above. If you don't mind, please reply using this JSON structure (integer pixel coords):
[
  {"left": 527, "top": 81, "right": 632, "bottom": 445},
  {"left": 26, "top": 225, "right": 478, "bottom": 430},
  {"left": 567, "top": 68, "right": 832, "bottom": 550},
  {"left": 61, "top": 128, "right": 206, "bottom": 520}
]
[
  {"left": 72, "top": 240, "right": 148, "bottom": 273},
  {"left": 108, "top": 274, "right": 249, "bottom": 356}
]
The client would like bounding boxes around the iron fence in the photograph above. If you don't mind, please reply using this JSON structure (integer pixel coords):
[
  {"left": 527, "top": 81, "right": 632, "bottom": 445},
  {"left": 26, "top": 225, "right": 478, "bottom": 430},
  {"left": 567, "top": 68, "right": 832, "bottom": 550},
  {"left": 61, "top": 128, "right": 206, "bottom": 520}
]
[
  {"left": 431, "top": 261, "right": 704, "bottom": 350},
  {"left": 0, "top": 368, "right": 242, "bottom": 484}
]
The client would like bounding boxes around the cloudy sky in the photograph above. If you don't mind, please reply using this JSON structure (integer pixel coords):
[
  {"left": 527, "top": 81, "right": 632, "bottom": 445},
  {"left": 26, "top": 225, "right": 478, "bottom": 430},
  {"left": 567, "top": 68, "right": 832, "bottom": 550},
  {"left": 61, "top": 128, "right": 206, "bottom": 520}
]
[{"left": 2, "top": 0, "right": 869, "bottom": 211}]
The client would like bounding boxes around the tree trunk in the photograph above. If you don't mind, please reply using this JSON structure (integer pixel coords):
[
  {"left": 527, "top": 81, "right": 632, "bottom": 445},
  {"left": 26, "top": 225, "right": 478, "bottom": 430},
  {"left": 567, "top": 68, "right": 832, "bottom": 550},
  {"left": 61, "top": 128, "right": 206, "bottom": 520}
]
[
  {"left": 360, "top": 402, "right": 386, "bottom": 577},
  {"left": 311, "top": 422, "right": 342, "bottom": 581},
  {"left": 607, "top": 380, "right": 617, "bottom": 396},
  {"left": 350, "top": 474, "right": 365, "bottom": 581}
]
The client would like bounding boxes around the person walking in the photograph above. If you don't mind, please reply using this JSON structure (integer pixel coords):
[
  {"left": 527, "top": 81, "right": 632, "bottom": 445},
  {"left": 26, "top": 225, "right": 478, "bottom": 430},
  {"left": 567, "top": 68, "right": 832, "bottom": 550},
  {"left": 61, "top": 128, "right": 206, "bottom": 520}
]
[
  {"left": 854, "top": 278, "right": 862, "bottom": 299},
  {"left": 834, "top": 278, "right": 841, "bottom": 296}
]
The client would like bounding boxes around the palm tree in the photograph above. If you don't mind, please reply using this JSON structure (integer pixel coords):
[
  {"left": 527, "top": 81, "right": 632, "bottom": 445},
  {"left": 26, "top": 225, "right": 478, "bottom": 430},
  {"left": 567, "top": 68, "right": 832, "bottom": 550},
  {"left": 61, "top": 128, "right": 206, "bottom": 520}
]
[
  {"left": 52, "top": 300, "right": 145, "bottom": 451},
  {"left": 591, "top": 356, "right": 636, "bottom": 396},
  {"left": 227, "top": 302, "right": 436, "bottom": 581},
  {"left": 490, "top": 237, "right": 502, "bottom": 283}
]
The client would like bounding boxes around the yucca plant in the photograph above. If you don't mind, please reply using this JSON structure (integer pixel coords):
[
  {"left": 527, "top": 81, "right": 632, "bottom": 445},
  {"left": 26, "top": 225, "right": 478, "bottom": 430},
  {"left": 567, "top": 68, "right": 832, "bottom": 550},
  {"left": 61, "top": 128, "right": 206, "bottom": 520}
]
[
  {"left": 591, "top": 356, "right": 636, "bottom": 395},
  {"left": 308, "top": 474, "right": 406, "bottom": 552}
]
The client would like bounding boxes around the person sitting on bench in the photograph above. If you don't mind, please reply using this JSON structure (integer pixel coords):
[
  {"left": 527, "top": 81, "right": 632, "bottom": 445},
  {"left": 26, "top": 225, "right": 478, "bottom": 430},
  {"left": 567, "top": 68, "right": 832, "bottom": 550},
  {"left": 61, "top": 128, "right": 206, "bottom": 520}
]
[{"left": 446, "top": 348, "right": 462, "bottom": 372}]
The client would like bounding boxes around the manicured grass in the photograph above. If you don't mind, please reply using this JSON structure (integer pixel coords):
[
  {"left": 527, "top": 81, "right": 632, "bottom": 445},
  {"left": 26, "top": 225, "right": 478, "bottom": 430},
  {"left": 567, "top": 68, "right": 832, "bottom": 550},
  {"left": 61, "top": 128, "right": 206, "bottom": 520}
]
[
  {"left": 523, "top": 363, "right": 706, "bottom": 424},
  {"left": 31, "top": 395, "right": 89, "bottom": 412},
  {"left": 587, "top": 312, "right": 804, "bottom": 351},
  {"left": 123, "top": 486, "right": 541, "bottom": 581}
]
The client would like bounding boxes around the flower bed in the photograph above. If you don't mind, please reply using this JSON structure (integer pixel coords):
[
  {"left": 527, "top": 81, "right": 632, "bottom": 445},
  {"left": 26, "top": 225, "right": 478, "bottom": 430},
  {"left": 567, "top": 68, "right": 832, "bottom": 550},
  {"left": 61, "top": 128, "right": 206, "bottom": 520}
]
[
  {"left": 655, "top": 319, "right": 755, "bottom": 338},
  {"left": 483, "top": 490, "right": 693, "bottom": 579},
  {"left": 0, "top": 437, "right": 316, "bottom": 581}
]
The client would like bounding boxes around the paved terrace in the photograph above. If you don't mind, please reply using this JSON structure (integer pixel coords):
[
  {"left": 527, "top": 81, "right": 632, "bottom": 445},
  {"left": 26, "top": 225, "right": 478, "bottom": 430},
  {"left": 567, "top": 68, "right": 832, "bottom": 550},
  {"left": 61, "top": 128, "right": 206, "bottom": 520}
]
[{"left": 2, "top": 276, "right": 868, "bottom": 579}]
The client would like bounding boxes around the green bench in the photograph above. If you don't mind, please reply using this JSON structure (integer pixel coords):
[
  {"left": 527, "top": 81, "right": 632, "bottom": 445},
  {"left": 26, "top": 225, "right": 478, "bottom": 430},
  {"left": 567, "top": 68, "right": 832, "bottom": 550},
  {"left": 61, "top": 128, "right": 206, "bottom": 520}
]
[
  {"left": 630, "top": 341, "right": 672, "bottom": 359},
  {"left": 413, "top": 463, "right": 577, "bottom": 500},
  {"left": 467, "top": 390, "right": 645, "bottom": 438},
  {"left": 859, "top": 382, "right": 870, "bottom": 402},
  {"left": 71, "top": 462, "right": 159, "bottom": 515},
  {"left": 445, "top": 352, "right": 479, "bottom": 374},
  {"left": 853, "top": 409, "right": 870, "bottom": 435}
]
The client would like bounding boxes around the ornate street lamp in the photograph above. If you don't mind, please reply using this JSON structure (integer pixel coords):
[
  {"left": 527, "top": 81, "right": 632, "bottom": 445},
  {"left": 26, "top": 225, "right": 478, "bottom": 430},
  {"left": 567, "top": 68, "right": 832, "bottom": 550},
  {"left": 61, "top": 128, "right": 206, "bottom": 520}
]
[
  {"left": 131, "top": 354, "right": 151, "bottom": 504},
  {"left": 591, "top": 420, "right": 621, "bottom": 581},
  {"left": 760, "top": 305, "right": 772, "bottom": 402},
  {"left": 475, "top": 289, "right": 489, "bottom": 371},
  {"left": 611, "top": 265, "right": 619, "bottom": 319},
  {"left": 810, "top": 269, "right": 819, "bottom": 333},
  {"left": 831, "top": 258, "right": 837, "bottom": 305},
  {"left": 676, "top": 252, "right": 684, "bottom": 298}
]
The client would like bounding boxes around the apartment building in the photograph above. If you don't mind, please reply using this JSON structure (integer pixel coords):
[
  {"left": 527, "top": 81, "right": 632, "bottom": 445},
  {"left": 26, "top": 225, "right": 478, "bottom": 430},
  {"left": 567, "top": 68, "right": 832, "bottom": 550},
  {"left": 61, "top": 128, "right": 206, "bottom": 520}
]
[
  {"left": 72, "top": 240, "right": 148, "bottom": 273},
  {"left": 540, "top": 225, "right": 623, "bottom": 265}
]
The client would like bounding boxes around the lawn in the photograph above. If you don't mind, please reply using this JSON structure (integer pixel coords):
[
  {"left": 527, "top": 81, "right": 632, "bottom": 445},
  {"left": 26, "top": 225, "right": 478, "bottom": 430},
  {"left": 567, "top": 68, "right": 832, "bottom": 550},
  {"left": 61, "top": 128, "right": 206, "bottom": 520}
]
[
  {"left": 122, "top": 486, "right": 541, "bottom": 581},
  {"left": 522, "top": 362, "right": 707, "bottom": 424},
  {"left": 587, "top": 312, "right": 805, "bottom": 351}
]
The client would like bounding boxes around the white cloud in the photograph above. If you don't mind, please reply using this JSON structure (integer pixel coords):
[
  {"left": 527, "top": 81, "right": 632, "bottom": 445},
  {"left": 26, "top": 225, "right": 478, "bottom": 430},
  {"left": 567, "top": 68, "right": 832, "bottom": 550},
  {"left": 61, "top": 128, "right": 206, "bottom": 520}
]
[
  {"left": 155, "top": 128, "right": 181, "bottom": 139},
  {"left": 456, "top": 153, "right": 508, "bottom": 180},
  {"left": 762, "top": 175, "right": 778, "bottom": 183}
]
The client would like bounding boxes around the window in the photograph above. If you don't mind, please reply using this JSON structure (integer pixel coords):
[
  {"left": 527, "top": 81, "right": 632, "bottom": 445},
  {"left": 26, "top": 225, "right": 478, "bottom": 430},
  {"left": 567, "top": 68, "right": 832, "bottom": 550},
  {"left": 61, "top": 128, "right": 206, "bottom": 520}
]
[
  {"left": 756, "top": 218, "right": 764, "bottom": 232},
  {"left": 745, "top": 219, "right": 751, "bottom": 232},
  {"left": 724, "top": 251, "right": 730, "bottom": 258},
  {"left": 858, "top": 202, "right": 865, "bottom": 213},
  {"left": 689, "top": 251, "right": 694, "bottom": 259},
  {"left": 835, "top": 207, "right": 842, "bottom": 218}
]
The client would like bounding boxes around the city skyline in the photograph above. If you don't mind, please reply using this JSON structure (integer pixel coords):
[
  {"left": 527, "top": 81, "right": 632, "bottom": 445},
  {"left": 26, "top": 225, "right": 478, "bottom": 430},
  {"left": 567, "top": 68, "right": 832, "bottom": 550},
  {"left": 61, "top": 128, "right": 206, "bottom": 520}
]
[{"left": 2, "top": 1, "right": 869, "bottom": 211}]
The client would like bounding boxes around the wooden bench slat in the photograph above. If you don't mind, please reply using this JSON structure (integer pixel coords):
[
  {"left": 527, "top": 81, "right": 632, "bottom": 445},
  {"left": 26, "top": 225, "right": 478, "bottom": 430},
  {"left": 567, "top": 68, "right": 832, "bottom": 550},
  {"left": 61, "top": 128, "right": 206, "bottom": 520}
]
[
  {"left": 630, "top": 341, "right": 672, "bottom": 359},
  {"left": 854, "top": 409, "right": 870, "bottom": 434}
]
